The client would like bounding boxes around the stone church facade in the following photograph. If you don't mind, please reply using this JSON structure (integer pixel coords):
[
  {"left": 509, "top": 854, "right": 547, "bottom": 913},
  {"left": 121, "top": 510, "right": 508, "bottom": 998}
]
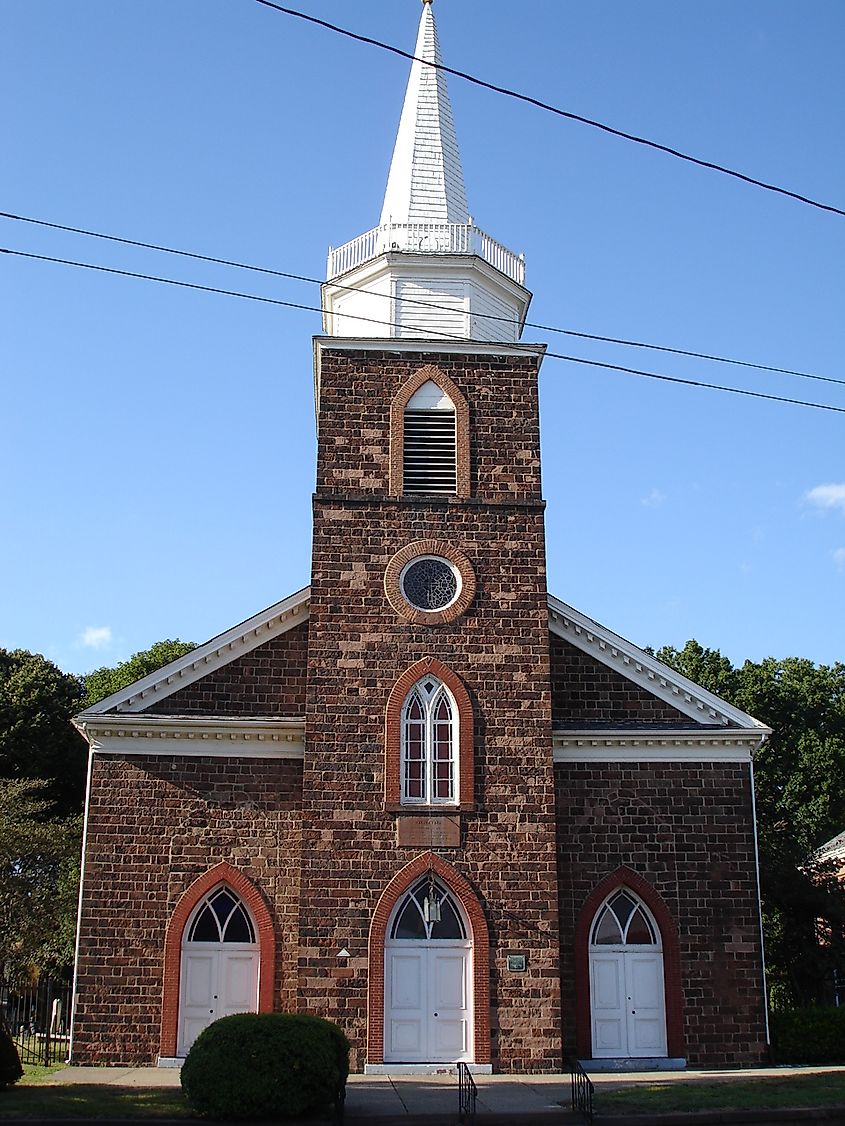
[{"left": 70, "top": 1, "right": 769, "bottom": 1072}]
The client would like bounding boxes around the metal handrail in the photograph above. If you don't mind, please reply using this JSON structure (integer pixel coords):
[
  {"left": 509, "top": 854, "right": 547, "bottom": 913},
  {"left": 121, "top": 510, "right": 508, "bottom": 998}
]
[
  {"left": 570, "top": 1058, "right": 594, "bottom": 1124},
  {"left": 457, "top": 1061, "right": 477, "bottom": 1124}
]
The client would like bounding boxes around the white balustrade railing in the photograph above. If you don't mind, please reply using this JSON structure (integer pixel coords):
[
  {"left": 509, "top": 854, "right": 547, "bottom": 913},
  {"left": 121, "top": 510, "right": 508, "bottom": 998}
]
[{"left": 327, "top": 222, "right": 525, "bottom": 286}]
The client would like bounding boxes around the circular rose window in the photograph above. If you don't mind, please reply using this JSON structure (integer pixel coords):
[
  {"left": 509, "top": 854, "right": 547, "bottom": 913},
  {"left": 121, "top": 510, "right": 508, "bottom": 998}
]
[
  {"left": 399, "top": 556, "right": 460, "bottom": 612},
  {"left": 385, "top": 540, "right": 476, "bottom": 625}
]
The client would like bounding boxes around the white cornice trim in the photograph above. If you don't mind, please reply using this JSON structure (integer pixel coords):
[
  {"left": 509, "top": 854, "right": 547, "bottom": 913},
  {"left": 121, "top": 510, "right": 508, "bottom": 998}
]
[
  {"left": 77, "top": 715, "right": 305, "bottom": 759},
  {"left": 313, "top": 336, "right": 546, "bottom": 358},
  {"left": 547, "top": 594, "right": 770, "bottom": 737},
  {"left": 77, "top": 587, "right": 311, "bottom": 716},
  {"left": 554, "top": 729, "right": 759, "bottom": 763}
]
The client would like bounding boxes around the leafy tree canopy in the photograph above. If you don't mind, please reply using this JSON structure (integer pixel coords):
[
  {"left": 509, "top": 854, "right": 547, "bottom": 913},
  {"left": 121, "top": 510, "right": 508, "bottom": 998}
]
[
  {"left": 0, "top": 778, "right": 81, "bottom": 976},
  {"left": 0, "top": 649, "right": 86, "bottom": 815},
  {"left": 655, "top": 639, "right": 845, "bottom": 1006},
  {"left": 83, "top": 639, "right": 196, "bottom": 708}
]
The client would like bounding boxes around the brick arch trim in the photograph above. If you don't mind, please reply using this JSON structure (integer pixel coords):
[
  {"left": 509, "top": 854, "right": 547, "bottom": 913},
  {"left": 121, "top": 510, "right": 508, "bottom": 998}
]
[
  {"left": 385, "top": 657, "right": 474, "bottom": 808},
  {"left": 389, "top": 364, "right": 470, "bottom": 497},
  {"left": 367, "top": 852, "right": 491, "bottom": 1065},
  {"left": 574, "top": 866, "right": 684, "bottom": 1059},
  {"left": 160, "top": 862, "right": 276, "bottom": 1058}
]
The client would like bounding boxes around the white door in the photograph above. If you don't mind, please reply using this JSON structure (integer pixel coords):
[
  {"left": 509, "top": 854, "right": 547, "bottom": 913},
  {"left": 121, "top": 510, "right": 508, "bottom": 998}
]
[
  {"left": 385, "top": 944, "right": 471, "bottom": 1062},
  {"left": 177, "top": 886, "right": 260, "bottom": 1056},
  {"left": 590, "top": 950, "right": 666, "bottom": 1058},
  {"left": 589, "top": 889, "right": 667, "bottom": 1059},
  {"left": 384, "top": 878, "right": 473, "bottom": 1063}
]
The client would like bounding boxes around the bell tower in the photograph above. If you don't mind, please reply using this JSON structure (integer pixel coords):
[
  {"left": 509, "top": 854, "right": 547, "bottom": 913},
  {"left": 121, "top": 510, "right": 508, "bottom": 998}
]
[{"left": 302, "top": 0, "right": 562, "bottom": 1072}]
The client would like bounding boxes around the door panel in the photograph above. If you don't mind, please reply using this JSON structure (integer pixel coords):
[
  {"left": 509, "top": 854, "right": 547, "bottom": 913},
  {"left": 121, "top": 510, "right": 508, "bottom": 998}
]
[
  {"left": 590, "top": 953, "right": 626, "bottom": 1056},
  {"left": 179, "top": 952, "right": 218, "bottom": 1056},
  {"left": 387, "top": 952, "right": 426, "bottom": 1060},
  {"left": 221, "top": 952, "right": 259, "bottom": 1016},
  {"left": 626, "top": 953, "right": 667, "bottom": 1056},
  {"left": 430, "top": 952, "right": 469, "bottom": 1061}
]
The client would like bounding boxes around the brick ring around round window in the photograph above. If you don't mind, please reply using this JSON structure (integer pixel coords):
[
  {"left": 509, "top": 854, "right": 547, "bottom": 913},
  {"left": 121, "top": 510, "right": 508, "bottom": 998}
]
[{"left": 385, "top": 540, "right": 476, "bottom": 625}]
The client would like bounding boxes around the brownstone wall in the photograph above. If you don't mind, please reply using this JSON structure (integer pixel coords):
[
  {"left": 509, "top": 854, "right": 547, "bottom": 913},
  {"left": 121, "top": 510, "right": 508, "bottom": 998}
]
[
  {"left": 146, "top": 621, "right": 308, "bottom": 716},
  {"left": 550, "top": 636, "right": 692, "bottom": 727},
  {"left": 72, "top": 755, "right": 303, "bottom": 1065},
  {"left": 554, "top": 760, "right": 768, "bottom": 1066},
  {"left": 315, "top": 349, "right": 544, "bottom": 502},
  {"left": 303, "top": 347, "right": 562, "bottom": 1072}
]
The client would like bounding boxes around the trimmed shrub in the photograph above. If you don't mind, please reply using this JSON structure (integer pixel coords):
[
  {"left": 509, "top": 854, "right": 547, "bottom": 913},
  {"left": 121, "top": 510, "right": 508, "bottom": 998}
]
[
  {"left": 180, "top": 1012, "right": 350, "bottom": 1121},
  {"left": 770, "top": 1006, "right": 845, "bottom": 1064},
  {"left": 0, "top": 1023, "right": 23, "bottom": 1090}
]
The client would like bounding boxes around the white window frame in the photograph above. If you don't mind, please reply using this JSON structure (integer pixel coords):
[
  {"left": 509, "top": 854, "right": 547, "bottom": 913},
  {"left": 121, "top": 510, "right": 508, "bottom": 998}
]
[{"left": 401, "top": 677, "right": 458, "bottom": 806}]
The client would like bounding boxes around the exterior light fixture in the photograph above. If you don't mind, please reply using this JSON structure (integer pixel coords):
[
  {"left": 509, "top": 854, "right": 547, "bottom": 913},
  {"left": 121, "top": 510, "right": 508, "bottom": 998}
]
[{"left": 423, "top": 870, "right": 441, "bottom": 925}]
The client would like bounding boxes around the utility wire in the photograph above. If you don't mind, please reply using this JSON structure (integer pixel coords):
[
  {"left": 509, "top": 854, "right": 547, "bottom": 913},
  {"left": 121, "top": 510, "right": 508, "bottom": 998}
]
[
  {"left": 4, "top": 244, "right": 844, "bottom": 417},
  {"left": 252, "top": 0, "right": 845, "bottom": 220},
  {"left": 3, "top": 210, "right": 840, "bottom": 389}
]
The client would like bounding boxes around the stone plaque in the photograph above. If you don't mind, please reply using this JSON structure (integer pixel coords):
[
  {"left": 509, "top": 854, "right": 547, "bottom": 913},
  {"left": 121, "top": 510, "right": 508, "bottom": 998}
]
[{"left": 397, "top": 815, "right": 460, "bottom": 848}]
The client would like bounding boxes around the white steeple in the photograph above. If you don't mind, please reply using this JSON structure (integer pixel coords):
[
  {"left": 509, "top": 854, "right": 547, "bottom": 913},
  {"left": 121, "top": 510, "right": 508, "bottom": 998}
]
[
  {"left": 379, "top": 0, "right": 469, "bottom": 226},
  {"left": 322, "top": 0, "right": 531, "bottom": 343}
]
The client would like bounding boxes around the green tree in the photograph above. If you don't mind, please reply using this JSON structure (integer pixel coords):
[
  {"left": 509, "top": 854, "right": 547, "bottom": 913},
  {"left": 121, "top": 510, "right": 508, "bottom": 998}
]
[
  {"left": 0, "top": 779, "right": 81, "bottom": 976},
  {"left": 655, "top": 640, "right": 845, "bottom": 1006},
  {"left": 0, "top": 650, "right": 86, "bottom": 815},
  {"left": 83, "top": 639, "right": 196, "bottom": 708}
]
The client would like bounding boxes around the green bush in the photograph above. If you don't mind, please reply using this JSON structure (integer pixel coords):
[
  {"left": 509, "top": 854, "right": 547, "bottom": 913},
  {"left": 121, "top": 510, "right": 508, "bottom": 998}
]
[
  {"left": 770, "top": 1006, "right": 845, "bottom": 1064},
  {"left": 0, "top": 1022, "right": 23, "bottom": 1089},
  {"left": 180, "top": 1012, "right": 350, "bottom": 1120}
]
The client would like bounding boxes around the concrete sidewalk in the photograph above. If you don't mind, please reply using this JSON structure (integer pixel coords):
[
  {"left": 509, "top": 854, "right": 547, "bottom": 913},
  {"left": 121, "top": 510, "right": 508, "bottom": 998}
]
[{"left": 36, "top": 1063, "right": 845, "bottom": 1123}]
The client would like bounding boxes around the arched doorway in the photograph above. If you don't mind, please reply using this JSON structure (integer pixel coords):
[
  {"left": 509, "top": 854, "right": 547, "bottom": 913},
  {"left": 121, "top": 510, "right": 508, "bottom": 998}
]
[
  {"left": 384, "top": 875, "right": 472, "bottom": 1063},
  {"left": 177, "top": 885, "right": 259, "bottom": 1056},
  {"left": 589, "top": 889, "right": 667, "bottom": 1059}
]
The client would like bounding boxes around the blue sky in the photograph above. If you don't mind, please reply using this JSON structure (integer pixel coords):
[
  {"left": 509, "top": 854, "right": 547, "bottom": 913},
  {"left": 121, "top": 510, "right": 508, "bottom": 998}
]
[{"left": 2, "top": 0, "right": 843, "bottom": 676}]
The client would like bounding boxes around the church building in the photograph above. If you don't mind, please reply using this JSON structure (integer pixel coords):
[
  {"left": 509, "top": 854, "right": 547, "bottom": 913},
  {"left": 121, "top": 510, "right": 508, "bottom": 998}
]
[{"left": 70, "top": 0, "right": 770, "bottom": 1072}]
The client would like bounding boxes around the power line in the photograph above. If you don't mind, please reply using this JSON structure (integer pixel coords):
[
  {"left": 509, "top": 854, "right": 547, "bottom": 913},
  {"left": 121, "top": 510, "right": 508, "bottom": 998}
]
[
  {"left": 253, "top": 0, "right": 845, "bottom": 220},
  {"left": 4, "top": 244, "right": 844, "bottom": 417},
  {"left": 3, "top": 210, "right": 840, "bottom": 390}
]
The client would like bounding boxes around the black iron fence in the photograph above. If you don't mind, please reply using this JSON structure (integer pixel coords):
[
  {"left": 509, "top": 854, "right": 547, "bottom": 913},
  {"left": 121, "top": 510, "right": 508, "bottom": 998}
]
[
  {"left": 0, "top": 973, "right": 72, "bottom": 1066},
  {"left": 457, "top": 1061, "right": 477, "bottom": 1124},
  {"left": 570, "top": 1057, "right": 594, "bottom": 1124}
]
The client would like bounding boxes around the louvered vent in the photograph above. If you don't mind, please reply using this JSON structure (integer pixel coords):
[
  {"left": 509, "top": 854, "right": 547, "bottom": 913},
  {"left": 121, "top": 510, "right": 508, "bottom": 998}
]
[{"left": 403, "top": 409, "right": 457, "bottom": 494}]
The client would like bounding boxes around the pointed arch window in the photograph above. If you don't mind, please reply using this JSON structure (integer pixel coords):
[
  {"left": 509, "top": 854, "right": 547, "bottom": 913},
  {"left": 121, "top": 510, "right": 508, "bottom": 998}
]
[
  {"left": 187, "top": 887, "right": 256, "bottom": 945},
  {"left": 390, "top": 878, "right": 467, "bottom": 941},
  {"left": 403, "top": 380, "right": 457, "bottom": 494},
  {"left": 590, "top": 890, "right": 659, "bottom": 947},
  {"left": 401, "top": 676, "right": 457, "bottom": 805}
]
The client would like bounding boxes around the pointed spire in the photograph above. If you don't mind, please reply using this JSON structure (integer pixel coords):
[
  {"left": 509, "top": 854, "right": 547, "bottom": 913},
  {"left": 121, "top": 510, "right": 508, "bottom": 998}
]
[{"left": 379, "top": 0, "right": 470, "bottom": 226}]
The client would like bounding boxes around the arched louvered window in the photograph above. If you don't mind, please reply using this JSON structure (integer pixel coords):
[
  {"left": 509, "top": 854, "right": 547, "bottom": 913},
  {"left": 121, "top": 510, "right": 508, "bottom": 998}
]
[
  {"left": 403, "top": 380, "right": 457, "bottom": 495},
  {"left": 401, "top": 676, "right": 457, "bottom": 805},
  {"left": 187, "top": 887, "right": 256, "bottom": 944}
]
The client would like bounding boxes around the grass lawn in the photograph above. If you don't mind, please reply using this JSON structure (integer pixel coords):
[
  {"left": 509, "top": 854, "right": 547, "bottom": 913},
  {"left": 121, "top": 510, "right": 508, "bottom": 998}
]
[
  {"left": 598, "top": 1070, "right": 845, "bottom": 1114},
  {"left": 0, "top": 1065, "right": 192, "bottom": 1120}
]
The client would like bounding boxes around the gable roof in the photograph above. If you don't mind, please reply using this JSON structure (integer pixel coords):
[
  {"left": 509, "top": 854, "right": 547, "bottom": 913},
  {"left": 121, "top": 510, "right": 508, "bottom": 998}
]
[
  {"left": 75, "top": 584, "right": 767, "bottom": 740},
  {"left": 548, "top": 594, "right": 768, "bottom": 733},
  {"left": 78, "top": 587, "right": 310, "bottom": 717}
]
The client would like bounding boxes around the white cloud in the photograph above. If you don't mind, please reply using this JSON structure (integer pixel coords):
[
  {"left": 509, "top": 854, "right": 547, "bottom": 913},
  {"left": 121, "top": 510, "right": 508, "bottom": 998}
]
[
  {"left": 79, "top": 626, "right": 112, "bottom": 649},
  {"left": 806, "top": 483, "right": 845, "bottom": 515},
  {"left": 834, "top": 548, "right": 845, "bottom": 572},
  {"left": 640, "top": 488, "right": 666, "bottom": 509}
]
